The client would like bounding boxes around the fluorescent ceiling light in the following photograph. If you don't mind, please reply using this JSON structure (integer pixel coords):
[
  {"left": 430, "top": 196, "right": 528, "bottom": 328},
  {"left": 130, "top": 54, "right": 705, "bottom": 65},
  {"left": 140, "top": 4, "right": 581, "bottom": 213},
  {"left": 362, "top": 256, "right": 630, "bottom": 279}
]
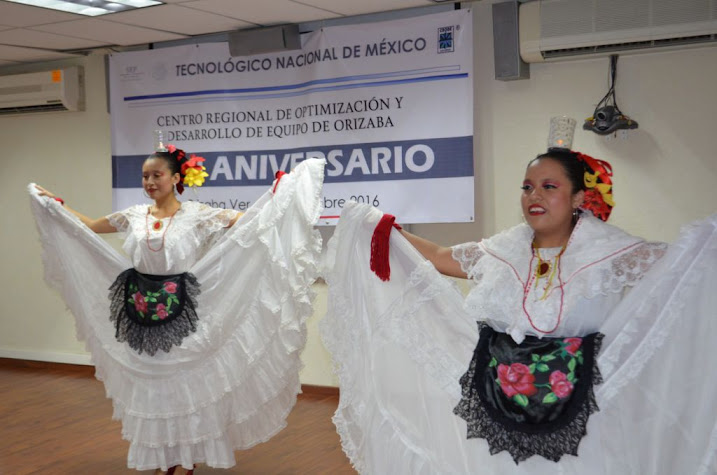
[{"left": 5, "top": 0, "right": 163, "bottom": 17}]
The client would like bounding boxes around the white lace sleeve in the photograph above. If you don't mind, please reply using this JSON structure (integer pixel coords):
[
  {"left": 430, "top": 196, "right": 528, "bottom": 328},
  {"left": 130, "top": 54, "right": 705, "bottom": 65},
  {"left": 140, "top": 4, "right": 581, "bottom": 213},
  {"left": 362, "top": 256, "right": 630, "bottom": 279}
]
[
  {"left": 607, "top": 241, "right": 668, "bottom": 292},
  {"left": 106, "top": 208, "right": 132, "bottom": 232},
  {"left": 195, "top": 204, "right": 240, "bottom": 236},
  {"left": 451, "top": 242, "right": 484, "bottom": 278}
]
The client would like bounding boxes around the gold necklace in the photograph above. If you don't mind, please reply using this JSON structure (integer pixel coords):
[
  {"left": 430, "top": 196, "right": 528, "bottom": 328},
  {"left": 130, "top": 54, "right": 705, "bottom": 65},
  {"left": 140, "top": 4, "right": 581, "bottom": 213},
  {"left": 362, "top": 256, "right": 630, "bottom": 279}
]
[{"left": 532, "top": 242, "right": 566, "bottom": 301}]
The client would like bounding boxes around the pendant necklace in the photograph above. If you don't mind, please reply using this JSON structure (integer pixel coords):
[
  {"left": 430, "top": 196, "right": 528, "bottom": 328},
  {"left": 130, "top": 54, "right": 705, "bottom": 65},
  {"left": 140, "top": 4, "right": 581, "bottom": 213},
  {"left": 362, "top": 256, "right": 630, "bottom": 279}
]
[
  {"left": 145, "top": 205, "right": 180, "bottom": 252},
  {"left": 522, "top": 242, "right": 567, "bottom": 333}
]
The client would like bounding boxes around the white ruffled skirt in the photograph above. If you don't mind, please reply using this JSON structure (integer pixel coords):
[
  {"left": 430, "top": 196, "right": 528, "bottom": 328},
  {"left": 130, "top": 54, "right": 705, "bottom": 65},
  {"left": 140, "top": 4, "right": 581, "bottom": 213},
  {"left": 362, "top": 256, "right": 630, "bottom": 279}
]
[
  {"left": 29, "top": 159, "right": 325, "bottom": 470},
  {"left": 321, "top": 202, "right": 717, "bottom": 475}
]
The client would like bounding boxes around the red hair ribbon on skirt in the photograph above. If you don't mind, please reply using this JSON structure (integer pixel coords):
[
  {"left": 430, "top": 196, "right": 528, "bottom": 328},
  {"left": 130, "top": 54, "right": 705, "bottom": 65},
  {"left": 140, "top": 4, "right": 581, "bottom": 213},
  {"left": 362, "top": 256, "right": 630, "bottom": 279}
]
[
  {"left": 370, "top": 214, "right": 403, "bottom": 282},
  {"left": 272, "top": 171, "right": 287, "bottom": 194}
]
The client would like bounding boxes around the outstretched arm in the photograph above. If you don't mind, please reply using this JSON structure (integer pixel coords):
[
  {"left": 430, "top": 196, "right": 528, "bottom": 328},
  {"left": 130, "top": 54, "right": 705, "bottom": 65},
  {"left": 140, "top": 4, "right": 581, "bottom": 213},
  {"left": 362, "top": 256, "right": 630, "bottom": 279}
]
[
  {"left": 34, "top": 185, "right": 117, "bottom": 234},
  {"left": 398, "top": 229, "right": 467, "bottom": 278}
]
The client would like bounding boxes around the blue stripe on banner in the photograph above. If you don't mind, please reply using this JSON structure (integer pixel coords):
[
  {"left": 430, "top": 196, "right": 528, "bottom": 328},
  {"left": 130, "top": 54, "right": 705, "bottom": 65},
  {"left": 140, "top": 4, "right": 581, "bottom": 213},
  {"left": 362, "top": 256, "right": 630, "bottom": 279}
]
[
  {"left": 112, "top": 136, "right": 473, "bottom": 188},
  {"left": 128, "top": 74, "right": 469, "bottom": 107},
  {"left": 124, "top": 67, "right": 465, "bottom": 102}
]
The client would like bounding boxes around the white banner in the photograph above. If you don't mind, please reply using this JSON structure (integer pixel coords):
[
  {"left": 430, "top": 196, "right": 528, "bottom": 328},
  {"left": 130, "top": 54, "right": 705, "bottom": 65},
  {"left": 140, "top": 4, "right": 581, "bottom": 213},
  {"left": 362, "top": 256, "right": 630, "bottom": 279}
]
[{"left": 109, "top": 9, "right": 474, "bottom": 224}]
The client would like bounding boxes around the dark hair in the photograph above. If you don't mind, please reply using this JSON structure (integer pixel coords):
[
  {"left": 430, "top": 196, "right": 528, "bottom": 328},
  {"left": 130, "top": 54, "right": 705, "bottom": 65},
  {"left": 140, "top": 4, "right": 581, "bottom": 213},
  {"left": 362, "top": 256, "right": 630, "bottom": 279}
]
[
  {"left": 146, "top": 151, "right": 183, "bottom": 176},
  {"left": 527, "top": 149, "right": 586, "bottom": 194}
]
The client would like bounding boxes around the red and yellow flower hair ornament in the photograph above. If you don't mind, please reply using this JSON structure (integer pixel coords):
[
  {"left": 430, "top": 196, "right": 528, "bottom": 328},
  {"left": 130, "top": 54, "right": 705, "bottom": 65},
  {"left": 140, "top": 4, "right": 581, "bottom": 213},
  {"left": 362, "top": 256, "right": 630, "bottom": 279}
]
[
  {"left": 576, "top": 152, "right": 615, "bottom": 221},
  {"left": 181, "top": 154, "right": 209, "bottom": 188},
  {"left": 165, "top": 144, "right": 209, "bottom": 190}
]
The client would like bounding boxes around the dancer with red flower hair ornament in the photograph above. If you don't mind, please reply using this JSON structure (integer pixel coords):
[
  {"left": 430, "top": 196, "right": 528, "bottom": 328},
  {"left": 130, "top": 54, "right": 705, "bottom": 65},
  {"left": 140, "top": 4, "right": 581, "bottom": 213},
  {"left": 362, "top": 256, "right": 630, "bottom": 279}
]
[
  {"left": 30, "top": 146, "right": 326, "bottom": 473},
  {"left": 321, "top": 148, "right": 717, "bottom": 474}
]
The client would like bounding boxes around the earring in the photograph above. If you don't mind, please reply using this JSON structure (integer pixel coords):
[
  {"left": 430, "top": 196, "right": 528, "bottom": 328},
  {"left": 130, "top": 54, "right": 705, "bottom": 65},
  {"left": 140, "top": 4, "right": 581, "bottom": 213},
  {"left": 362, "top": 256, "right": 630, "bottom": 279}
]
[
  {"left": 572, "top": 208, "right": 580, "bottom": 224},
  {"left": 143, "top": 190, "right": 151, "bottom": 199}
]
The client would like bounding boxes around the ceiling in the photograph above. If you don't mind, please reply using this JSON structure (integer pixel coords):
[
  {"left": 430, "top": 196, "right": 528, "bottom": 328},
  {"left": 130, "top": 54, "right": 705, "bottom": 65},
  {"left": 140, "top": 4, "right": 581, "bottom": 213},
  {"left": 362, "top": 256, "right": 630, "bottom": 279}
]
[{"left": 0, "top": 0, "right": 463, "bottom": 66}]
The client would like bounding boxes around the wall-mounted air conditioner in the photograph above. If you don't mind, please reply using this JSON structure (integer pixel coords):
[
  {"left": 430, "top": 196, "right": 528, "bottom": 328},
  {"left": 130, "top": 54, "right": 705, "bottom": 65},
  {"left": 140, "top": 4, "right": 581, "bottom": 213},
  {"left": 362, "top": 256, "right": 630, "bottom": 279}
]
[
  {"left": 520, "top": 0, "right": 717, "bottom": 63},
  {"left": 0, "top": 66, "right": 85, "bottom": 115}
]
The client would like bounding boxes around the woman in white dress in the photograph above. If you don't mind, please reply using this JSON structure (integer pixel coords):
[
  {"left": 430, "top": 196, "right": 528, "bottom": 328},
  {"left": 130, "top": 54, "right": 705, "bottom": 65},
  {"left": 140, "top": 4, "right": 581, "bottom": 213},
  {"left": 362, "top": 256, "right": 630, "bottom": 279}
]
[
  {"left": 30, "top": 147, "right": 326, "bottom": 473},
  {"left": 321, "top": 148, "right": 717, "bottom": 474}
]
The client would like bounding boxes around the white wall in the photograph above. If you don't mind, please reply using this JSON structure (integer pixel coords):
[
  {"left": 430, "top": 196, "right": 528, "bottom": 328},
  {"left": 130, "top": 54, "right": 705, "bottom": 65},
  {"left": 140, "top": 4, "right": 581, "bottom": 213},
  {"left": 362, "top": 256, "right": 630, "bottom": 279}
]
[
  {"left": 1, "top": 53, "right": 114, "bottom": 364},
  {"left": 460, "top": 5, "right": 717, "bottom": 244},
  {"left": 1, "top": 5, "right": 716, "bottom": 386}
]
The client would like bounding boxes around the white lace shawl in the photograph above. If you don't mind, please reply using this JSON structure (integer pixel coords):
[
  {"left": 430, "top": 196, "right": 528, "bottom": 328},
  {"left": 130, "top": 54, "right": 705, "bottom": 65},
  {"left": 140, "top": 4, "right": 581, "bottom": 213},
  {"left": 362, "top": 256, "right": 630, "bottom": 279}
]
[
  {"left": 106, "top": 201, "right": 239, "bottom": 274},
  {"left": 452, "top": 215, "right": 667, "bottom": 343}
]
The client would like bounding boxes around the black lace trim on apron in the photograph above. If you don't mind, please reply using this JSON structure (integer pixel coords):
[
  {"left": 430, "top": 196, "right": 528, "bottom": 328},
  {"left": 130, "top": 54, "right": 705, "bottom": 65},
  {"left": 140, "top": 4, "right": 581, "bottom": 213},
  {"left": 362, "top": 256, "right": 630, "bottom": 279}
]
[
  {"left": 453, "top": 322, "right": 604, "bottom": 464},
  {"left": 109, "top": 269, "right": 200, "bottom": 356}
]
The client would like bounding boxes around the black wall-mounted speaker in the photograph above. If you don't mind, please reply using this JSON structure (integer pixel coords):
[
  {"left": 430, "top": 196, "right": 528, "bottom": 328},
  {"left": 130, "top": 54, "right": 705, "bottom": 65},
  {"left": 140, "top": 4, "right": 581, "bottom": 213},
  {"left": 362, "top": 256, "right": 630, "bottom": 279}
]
[
  {"left": 228, "top": 24, "right": 301, "bottom": 57},
  {"left": 492, "top": 1, "right": 530, "bottom": 81}
]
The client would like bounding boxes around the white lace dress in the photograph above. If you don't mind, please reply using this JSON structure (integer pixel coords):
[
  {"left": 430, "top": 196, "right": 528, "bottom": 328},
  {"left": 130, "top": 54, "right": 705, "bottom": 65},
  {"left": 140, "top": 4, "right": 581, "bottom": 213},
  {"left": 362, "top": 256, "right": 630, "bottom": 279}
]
[
  {"left": 29, "top": 158, "right": 325, "bottom": 471},
  {"left": 321, "top": 202, "right": 717, "bottom": 475}
]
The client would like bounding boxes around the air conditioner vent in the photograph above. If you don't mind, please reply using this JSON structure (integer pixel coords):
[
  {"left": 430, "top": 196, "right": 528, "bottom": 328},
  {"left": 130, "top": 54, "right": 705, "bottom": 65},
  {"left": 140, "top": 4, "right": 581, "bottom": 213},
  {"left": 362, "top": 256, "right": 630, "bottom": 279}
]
[
  {"left": 654, "top": 33, "right": 716, "bottom": 46},
  {"left": 0, "top": 66, "right": 84, "bottom": 115},
  {"left": 542, "top": 35, "right": 717, "bottom": 59},
  {"left": 0, "top": 103, "right": 69, "bottom": 115},
  {"left": 520, "top": 0, "right": 717, "bottom": 63}
]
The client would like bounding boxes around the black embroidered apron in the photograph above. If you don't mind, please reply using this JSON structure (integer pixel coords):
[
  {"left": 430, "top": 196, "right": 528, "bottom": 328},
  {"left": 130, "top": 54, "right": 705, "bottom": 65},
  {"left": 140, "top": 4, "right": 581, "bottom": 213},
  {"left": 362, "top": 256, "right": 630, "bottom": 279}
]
[
  {"left": 109, "top": 269, "right": 200, "bottom": 356},
  {"left": 453, "top": 323, "right": 603, "bottom": 464}
]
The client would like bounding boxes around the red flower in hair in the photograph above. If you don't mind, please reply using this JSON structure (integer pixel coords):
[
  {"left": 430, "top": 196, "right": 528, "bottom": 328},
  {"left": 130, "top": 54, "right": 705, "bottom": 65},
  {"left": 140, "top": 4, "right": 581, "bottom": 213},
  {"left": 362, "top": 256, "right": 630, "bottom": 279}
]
[
  {"left": 181, "top": 154, "right": 206, "bottom": 175},
  {"left": 166, "top": 144, "right": 185, "bottom": 161},
  {"left": 583, "top": 189, "right": 611, "bottom": 221}
]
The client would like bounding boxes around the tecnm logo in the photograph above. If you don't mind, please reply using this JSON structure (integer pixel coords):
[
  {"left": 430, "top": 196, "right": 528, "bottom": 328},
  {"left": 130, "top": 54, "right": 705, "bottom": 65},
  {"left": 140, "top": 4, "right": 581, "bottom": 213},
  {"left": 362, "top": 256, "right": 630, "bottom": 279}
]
[{"left": 438, "top": 26, "right": 454, "bottom": 53}]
